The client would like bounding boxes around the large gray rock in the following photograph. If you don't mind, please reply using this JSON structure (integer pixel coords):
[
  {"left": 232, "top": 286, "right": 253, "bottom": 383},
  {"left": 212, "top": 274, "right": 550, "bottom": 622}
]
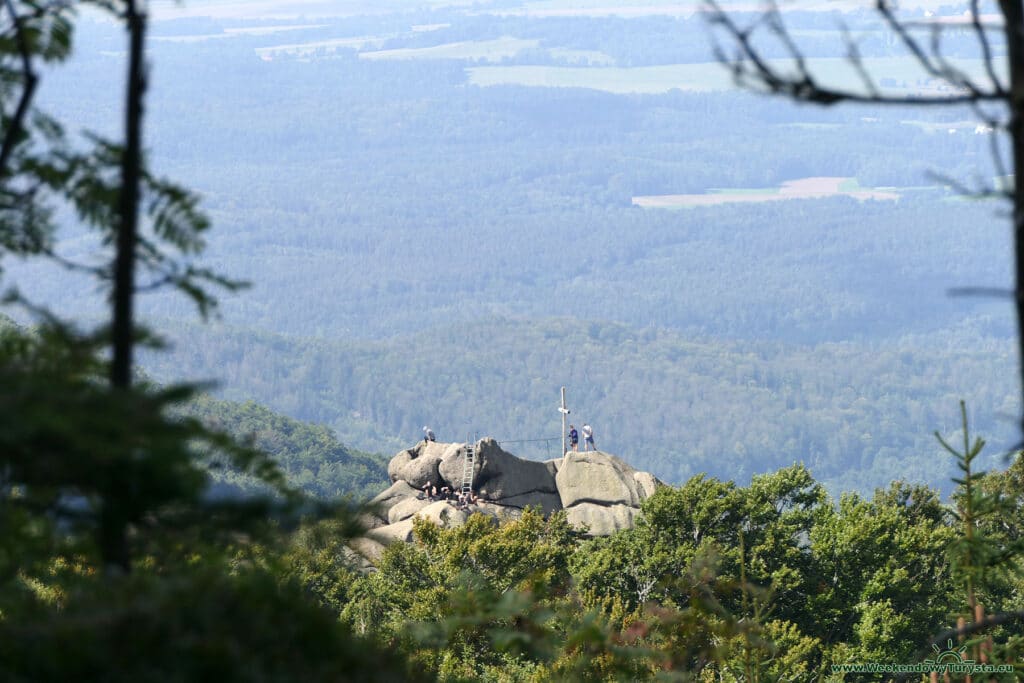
[
  {"left": 545, "top": 459, "right": 562, "bottom": 477},
  {"left": 387, "top": 448, "right": 414, "bottom": 483},
  {"left": 437, "top": 442, "right": 472, "bottom": 489},
  {"left": 347, "top": 537, "right": 387, "bottom": 568},
  {"left": 416, "top": 500, "right": 472, "bottom": 528},
  {"left": 358, "top": 513, "right": 386, "bottom": 530},
  {"left": 491, "top": 491, "right": 563, "bottom": 516},
  {"left": 368, "top": 518, "right": 416, "bottom": 545},
  {"left": 565, "top": 503, "right": 640, "bottom": 537},
  {"left": 388, "top": 441, "right": 452, "bottom": 489},
  {"left": 388, "top": 495, "right": 433, "bottom": 524},
  {"left": 367, "top": 440, "right": 662, "bottom": 558},
  {"left": 474, "top": 502, "right": 523, "bottom": 522},
  {"left": 634, "top": 471, "right": 660, "bottom": 499},
  {"left": 440, "top": 438, "right": 557, "bottom": 501},
  {"left": 556, "top": 451, "right": 649, "bottom": 508},
  {"left": 369, "top": 480, "right": 420, "bottom": 522}
]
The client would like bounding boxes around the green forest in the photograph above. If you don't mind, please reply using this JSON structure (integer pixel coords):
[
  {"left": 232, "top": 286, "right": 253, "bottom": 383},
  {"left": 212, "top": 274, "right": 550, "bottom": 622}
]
[
  {"left": 8, "top": 331, "right": 1024, "bottom": 680},
  {"left": 141, "top": 316, "right": 1017, "bottom": 495},
  {"left": 5, "top": 0, "right": 1024, "bottom": 680},
  {"left": 185, "top": 394, "right": 389, "bottom": 500},
  {"left": 10, "top": 0, "right": 1016, "bottom": 495}
]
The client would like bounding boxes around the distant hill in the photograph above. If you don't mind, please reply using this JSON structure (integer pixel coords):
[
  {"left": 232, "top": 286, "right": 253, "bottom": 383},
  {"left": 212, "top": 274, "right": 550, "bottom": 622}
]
[
  {"left": 145, "top": 317, "right": 1018, "bottom": 497},
  {"left": 0, "top": 317, "right": 389, "bottom": 499},
  {"left": 187, "top": 395, "right": 389, "bottom": 500},
  {"left": 15, "top": 13, "right": 1011, "bottom": 347}
]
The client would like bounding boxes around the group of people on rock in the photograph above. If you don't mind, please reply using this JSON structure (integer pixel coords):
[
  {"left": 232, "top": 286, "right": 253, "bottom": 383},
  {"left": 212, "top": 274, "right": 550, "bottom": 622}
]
[
  {"left": 424, "top": 422, "right": 600, "bottom": 456},
  {"left": 417, "top": 429, "right": 481, "bottom": 510},
  {"left": 419, "top": 483, "right": 480, "bottom": 510},
  {"left": 567, "top": 423, "right": 595, "bottom": 453}
]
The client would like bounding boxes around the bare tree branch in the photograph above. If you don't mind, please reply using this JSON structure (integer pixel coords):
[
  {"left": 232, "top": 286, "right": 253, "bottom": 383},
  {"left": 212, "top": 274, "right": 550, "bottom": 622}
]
[
  {"left": 875, "top": 0, "right": 956, "bottom": 85},
  {"left": 43, "top": 247, "right": 109, "bottom": 279},
  {"left": 705, "top": 0, "right": 1003, "bottom": 106},
  {"left": 878, "top": 0, "right": 993, "bottom": 99},
  {"left": 925, "top": 168, "right": 1012, "bottom": 201},
  {"left": 840, "top": 20, "right": 880, "bottom": 99},
  {"left": 0, "top": 0, "right": 39, "bottom": 179},
  {"left": 135, "top": 272, "right": 175, "bottom": 293},
  {"left": 972, "top": 0, "right": 1007, "bottom": 95},
  {"left": 705, "top": 0, "right": 1024, "bottom": 442}
]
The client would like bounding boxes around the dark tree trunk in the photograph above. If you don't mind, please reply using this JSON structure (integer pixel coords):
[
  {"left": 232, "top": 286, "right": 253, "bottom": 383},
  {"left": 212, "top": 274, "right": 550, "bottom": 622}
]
[
  {"left": 1003, "top": 0, "right": 1024, "bottom": 435},
  {"left": 110, "top": 2, "right": 145, "bottom": 392},
  {"left": 104, "top": 0, "right": 147, "bottom": 574}
]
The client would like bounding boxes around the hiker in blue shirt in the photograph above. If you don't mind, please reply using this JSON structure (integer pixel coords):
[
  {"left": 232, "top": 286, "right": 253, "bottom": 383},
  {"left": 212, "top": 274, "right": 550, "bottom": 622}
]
[{"left": 569, "top": 424, "right": 579, "bottom": 452}]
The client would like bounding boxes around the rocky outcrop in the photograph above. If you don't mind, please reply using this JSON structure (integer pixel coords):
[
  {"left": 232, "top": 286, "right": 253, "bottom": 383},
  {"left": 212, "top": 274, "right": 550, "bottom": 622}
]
[
  {"left": 416, "top": 500, "right": 474, "bottom": 528},
  {"left": 369, "top": 481, "right": 421, "bottom": 522},
  {"left": 495, "top": 491, "right": 563, "bottom": 516},
  {"left": 438, "top": 439, "right": 557, "bottom": 501},
  {"left": 565, "top": 502, "right": 640, "bottom": 537},
  {"left": 347, "top": 537, "right": 386, "bottom": 569},
  {"left": 388, "top": 495, "right": 433, "bottom": 525},
  {"left": 387, "top": 441, "right": 453, "bottom": 489},
  {"left": 368, "top": 518, "right": 415, "bottom": 545},
  {"left": 357, "top": 439, "right": 663, "bottom": 563},
  {"left": 557, "top": 451, "right": 650, "bottom": 507}
]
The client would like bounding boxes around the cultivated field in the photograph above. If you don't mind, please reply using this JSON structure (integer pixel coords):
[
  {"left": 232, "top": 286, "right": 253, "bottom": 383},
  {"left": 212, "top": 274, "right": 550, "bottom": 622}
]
[
  {"left": 361, "top": 37, "right": 539, "bottom": 62},
  {"left": 146, "top": 0, "right": 968, "bottom": 22},
  {"left": 469, "top": 56, "right": 1000, "bottom": 95},
  {"left": 489, "top": 0, "right": 965, "bottom": 17},
  {"left": 150, "top": 0, "right": 476, "bottom": 21},
  {"left": 468, "top": 63, "right": 731, "bottom": 93},
  {"left": 633, "top": 177, "right": 901, "bottom": 208},
  {"left": 255, "top": 35, "right": 388, "bottom": 58}
]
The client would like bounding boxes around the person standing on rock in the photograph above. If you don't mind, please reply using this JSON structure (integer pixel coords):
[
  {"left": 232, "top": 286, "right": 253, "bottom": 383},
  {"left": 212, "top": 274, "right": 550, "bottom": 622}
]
[
  {"left": 423, "top": 426, "right": 436, "bottom": 442},
  {"left": 582, "top": 423, "right": 594, "bottom": 451},
  {"left": 569, "top": 424, "right": 579, "bottom": 453}
]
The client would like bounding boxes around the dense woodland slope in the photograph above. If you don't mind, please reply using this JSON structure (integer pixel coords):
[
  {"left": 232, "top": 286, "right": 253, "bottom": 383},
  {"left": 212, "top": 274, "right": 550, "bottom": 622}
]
[
  {"left": 187, "top": 395, "right": 388, "bottom": 499},
  {"left": 144, "top": 317, "right": 1017, "bottom": 495}
]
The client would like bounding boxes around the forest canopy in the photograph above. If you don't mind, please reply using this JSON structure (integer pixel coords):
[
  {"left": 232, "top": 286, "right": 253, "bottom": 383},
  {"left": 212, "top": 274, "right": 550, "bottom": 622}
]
[{"left": 3, "top": 1, "right": 1024, "bottom": 680}]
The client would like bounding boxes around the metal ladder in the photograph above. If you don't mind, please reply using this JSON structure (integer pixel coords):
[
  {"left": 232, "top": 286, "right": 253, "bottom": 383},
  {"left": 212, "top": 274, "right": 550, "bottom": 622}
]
[{"left": 460, "top": 442, "right": 475, "bottom": 495}]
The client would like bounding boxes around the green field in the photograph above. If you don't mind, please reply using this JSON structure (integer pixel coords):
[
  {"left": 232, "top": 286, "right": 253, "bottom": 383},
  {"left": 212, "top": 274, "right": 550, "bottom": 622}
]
[
  {"left": 549, "top": 47, "right": 615, "bottom": 66},
  {"left": 149, "top": 0, "right": 478, "bottom": 21},
  {"left": 146, "top": 0, "right": 991, "bottom": 21},
  {"left": 468, "top": 63, "right": 731, "bottom": 94},
  {"left": 469, "top": 56, "right": 1002, "bottom": 95},
  {"left": 633, "top": 177, "right": 901, "bottom": 208},
  {"left": 255, "top": 35, "right": 388, "bottom": 58},
  {"left": 490, "top": 0, "right": 961, "bottom": 17},
  {"left": 361, "top": 37, "right": 540, "bottom": 62}
]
